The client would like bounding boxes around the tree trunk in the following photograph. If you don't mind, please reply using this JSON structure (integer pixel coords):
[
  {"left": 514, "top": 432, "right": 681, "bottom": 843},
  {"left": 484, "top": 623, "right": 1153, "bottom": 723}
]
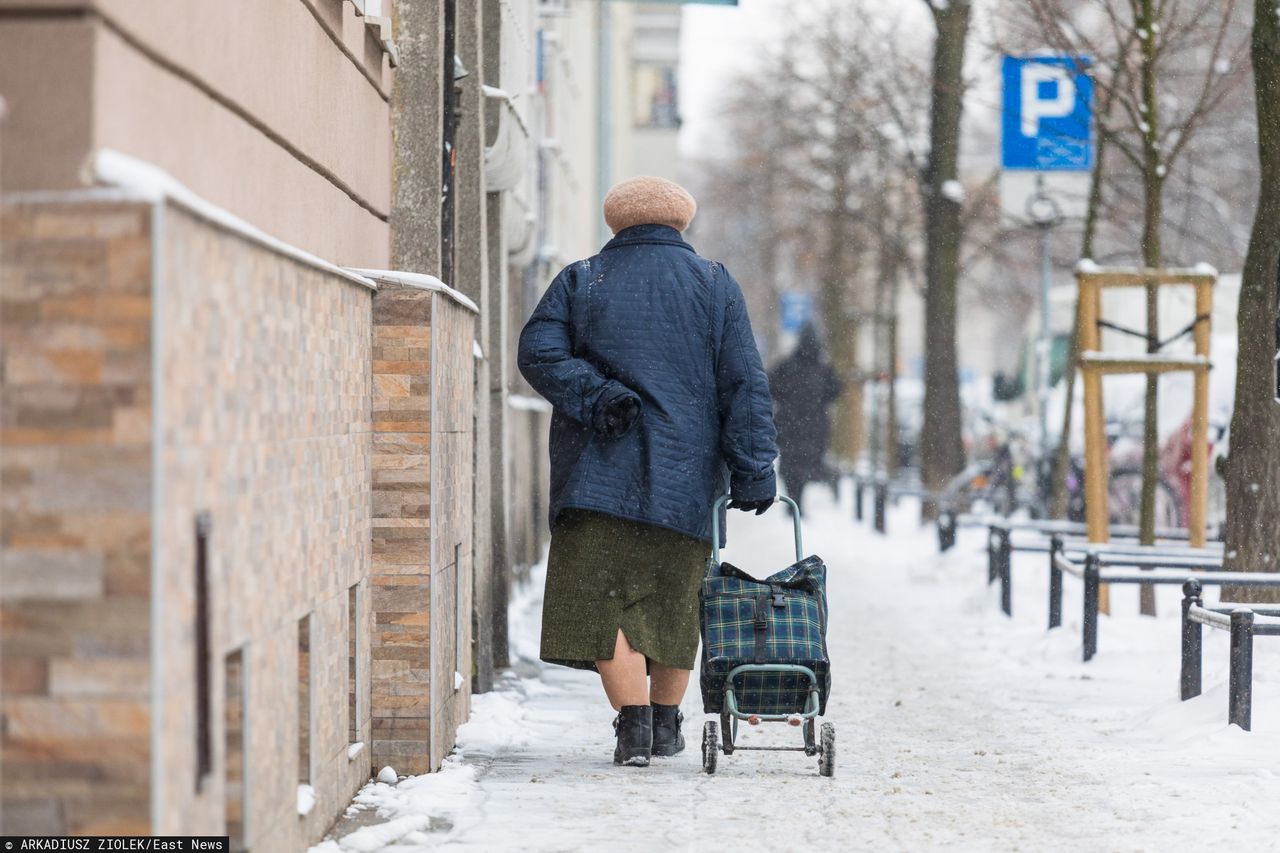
[
  {"left": 1136, "top": 0, "right": 1164, "bottom": 615},
  {"left": 824, "top": 169, "right": 857, "bottom": 466},
  {"left": 1223, "top": 4, "right": 1280, "bottom": 601},
  {"left": 919, "top": 1, "right": 971, "bottom": 518}
]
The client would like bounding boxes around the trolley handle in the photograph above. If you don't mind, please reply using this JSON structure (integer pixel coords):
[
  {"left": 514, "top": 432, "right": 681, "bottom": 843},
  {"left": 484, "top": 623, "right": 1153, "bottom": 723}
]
[{"left": 710, "top": 494, "right": 804, "bottom": 566}]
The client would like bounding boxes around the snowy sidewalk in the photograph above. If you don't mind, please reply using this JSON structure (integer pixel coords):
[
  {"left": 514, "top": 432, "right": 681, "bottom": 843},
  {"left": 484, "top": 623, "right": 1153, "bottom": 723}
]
[{"left": 316, "top": 490, "right": 1279, "bottom": 852}]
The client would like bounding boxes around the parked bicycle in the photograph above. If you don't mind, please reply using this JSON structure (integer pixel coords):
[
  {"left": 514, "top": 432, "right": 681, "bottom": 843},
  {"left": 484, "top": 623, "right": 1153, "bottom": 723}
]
[{"left": 940, "top": 417, "right": 1184, "bottom": 528}]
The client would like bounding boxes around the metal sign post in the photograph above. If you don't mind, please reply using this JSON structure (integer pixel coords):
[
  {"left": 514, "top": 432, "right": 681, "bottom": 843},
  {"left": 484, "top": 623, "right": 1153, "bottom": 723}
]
[{"left": 1001, "top": 54, "right": 1093, "bottom": 478}]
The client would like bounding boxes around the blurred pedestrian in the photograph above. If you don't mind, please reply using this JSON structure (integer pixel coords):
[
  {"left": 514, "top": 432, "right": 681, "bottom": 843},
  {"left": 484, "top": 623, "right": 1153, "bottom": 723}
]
[
  {"left": 769, "top": 324, "right": 843, "bottom": 517},
  {"left": 518, "top": 176, "right": 778, "bottom": 768}
]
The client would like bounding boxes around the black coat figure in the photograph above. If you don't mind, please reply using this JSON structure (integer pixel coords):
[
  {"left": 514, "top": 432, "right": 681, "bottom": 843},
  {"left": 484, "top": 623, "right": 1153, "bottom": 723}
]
[{"left": 768, "top": 325, "right": 843, "bottom": 515}]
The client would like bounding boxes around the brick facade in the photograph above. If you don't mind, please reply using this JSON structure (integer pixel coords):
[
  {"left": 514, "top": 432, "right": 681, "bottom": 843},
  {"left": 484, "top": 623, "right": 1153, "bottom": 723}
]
[
  {"left": 368, "top": 275, "right": 476, "bottom": 775},
  {"left": 1, "top": 196, "right": 477, "bottom": 848}
]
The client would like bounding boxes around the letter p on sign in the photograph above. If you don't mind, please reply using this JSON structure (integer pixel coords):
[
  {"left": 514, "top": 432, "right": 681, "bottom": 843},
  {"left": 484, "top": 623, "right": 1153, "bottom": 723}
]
[{"left": 1021, "top": 64, "right": 1075, "bottom": 137}]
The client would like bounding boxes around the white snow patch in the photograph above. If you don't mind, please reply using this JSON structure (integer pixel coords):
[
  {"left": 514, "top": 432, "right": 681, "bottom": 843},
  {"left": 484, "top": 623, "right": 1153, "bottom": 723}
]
[
  {"left": 297, "top": 783, "right": 316, "bottom": 816},
  {"left": 940, "top": 179, "right": 965, "bottom": 203},
  {"left": 1074, "top": 258, "right": 1101, "bottom": 273},
  {"left": 336, "top": 815, "right": 433, "bottom": 852},
  {"left": 375, "top": 766, "right": 398, "bottom": 785},
  {"left": 454, "top": 670, "right": 465, "bottom": 690},
  {"left": 347, "top": 742, "right": 364, "bottom": 760},
  {"left": 317, "top": 493, "right": 1280, "bottom": 852}
]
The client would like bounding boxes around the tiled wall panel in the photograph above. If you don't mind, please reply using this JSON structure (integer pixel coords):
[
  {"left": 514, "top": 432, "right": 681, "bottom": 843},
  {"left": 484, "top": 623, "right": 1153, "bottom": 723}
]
[
  {"left": 150, "top": 204, "right": 373, "bottom": 847},
  {"left": 0, "top": 200, "right": 155, "bottom": 836}
]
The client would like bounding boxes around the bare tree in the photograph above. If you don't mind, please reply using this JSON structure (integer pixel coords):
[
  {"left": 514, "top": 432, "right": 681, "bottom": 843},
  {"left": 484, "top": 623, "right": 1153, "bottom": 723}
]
[
  {"left": 1223, "top": 3, "right": 1280, "bottom": 599},
  {"left": 995, "top": 0, "right": 1249, "bottom": 569}
]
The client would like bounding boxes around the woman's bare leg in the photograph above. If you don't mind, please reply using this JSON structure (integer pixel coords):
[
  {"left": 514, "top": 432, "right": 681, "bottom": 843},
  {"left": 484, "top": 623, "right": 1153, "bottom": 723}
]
[
  {"left": 648, "top": 662, "right": 690, "bottom": 706},
  {"left": 596, "top": 629, "right": 648, "bottom": 711}
]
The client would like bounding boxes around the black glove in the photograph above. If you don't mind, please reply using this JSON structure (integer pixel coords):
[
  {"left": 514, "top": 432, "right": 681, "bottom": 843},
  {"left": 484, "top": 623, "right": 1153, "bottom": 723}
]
[
  {"left": 600, "top": 395, "right": 641, "bottom": 439},
  {"left": 727, "top": 497, "right": 773, "bottom": 515}
]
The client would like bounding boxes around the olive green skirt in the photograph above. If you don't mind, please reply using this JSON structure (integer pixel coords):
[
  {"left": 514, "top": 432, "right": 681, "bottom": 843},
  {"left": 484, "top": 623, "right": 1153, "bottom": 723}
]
[{"left": 540, "top": 509, "right": 710, "bottom": 672}]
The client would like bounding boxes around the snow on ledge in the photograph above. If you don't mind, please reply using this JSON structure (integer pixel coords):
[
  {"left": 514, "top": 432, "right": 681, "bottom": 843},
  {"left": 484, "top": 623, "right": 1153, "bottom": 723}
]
[
  {"left": 347, "top": 268, "right": 480, "bottom": 315},
  {"left": 1080, "top": 351, "right": 1211, "bottom": 365},
  {"left": 347, "top": 742, "right": 365, "bottom": 760},
  {"left": 507, "top": 394, "right": 552, "bottom": 413},
  {"left": 91, "top": 149, "right": 377, "bottom": 291},
  {"left": 1072, "top": 260, "right": 1219, "bottom": 279}
]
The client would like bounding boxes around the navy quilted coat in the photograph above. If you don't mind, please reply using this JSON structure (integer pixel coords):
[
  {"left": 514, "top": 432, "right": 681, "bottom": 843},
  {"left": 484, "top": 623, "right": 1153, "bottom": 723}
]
[{"left": 518, "top": 224, "right": 778, "bottom": 545}]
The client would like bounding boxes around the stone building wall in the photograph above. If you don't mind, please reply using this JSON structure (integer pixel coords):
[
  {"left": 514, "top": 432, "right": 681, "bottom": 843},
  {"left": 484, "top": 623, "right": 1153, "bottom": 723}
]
[
  {"left": 506, "top": 399, "right": 551, "bottom": 576},
  {"left": 1, "top": 188, "right": 486, "bottom": 848},
  {"left": 149, "top": 204, "right": 374, "bottom": 849},
  {"left": 1, "top": 198, "right": 155, "bottom": 836},
  {"left": 0, "top": 1, "right": 394, "bottom": 268}
]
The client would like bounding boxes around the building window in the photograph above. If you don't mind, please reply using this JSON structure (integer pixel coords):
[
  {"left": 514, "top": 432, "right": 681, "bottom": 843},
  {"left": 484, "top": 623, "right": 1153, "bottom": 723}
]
[
  {"left": 195, "top": 513, "right": 212, "bottom": 791},
  {"left": 455, "top": 544, "right": 465, "bottom": 691},
  {"left": 297, "top": 615, "right": 312, "bottom": 787},
  {"left": 633, "top": 63, "right": 679, "bottom": 129},
  {"left": 224, "top": 648, "right": 246, "bottom": 852},
  {"left": 348, "top": 584, "right": 361, "bottom": 746}
]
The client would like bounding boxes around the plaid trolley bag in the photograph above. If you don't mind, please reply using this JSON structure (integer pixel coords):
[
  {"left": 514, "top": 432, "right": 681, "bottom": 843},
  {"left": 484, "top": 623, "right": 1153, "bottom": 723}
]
[{"left": 698, "top": 494, "right": 835, "bottom": 776}]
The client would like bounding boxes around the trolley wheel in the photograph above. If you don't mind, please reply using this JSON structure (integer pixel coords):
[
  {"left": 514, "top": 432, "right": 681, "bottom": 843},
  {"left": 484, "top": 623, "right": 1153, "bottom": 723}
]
[
  {"left": 818, "top": 722, "right": 835, "bottom": 777},
  {"left": 802, "top": 718, "right": 818, "bottom": 756},
  {"left": 702, "top": 721, "right": 718, "bottom": 774}
]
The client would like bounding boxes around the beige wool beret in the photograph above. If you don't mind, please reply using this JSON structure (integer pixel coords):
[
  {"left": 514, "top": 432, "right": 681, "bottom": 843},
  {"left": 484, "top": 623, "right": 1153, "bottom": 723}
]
[{"left": 603, "top": 176, "right": 698, "bottom": 234}]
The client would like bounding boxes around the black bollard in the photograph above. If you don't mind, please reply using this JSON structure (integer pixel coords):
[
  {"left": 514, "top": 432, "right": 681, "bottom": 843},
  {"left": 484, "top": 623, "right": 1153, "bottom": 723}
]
[
  {"left": 938, "top": 511, "right": 956, "bottom": 552},
  {"left": 987, "top": 526, "right": 1001, "bottom": 585},
  {"left": 1048, "top": 535, "right": 1063, "bottom": 630},
  {"left": 854, "top": 478, "right": 864, "bottom": 522},
  {"left": 1000, "top": 534, "right": 1012, "bottom": 617},
  {"left": 1179, "top": 579, "right": 1203, "bottom": 701},
  {"left": 998, "top": 532, "right": 1008, "bottom": 612},
  {"left": 1228, "top": 609, "right": 1255, "bottom": 731},
  {"left": 1082, "top": 552, "right": 1100, "bottom": 662},
  {"left": 873, "top": 481, "right": 887, "bottom": 534}
]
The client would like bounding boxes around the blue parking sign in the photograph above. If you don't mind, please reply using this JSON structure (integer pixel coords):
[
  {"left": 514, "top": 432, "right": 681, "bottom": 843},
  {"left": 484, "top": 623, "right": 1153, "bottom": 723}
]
[
  {"left": 1002, "top": 56, "right": 1093, "bottom": 171},
  {"left": 779, "top": 292, "right": 814, "bottom": 334}
]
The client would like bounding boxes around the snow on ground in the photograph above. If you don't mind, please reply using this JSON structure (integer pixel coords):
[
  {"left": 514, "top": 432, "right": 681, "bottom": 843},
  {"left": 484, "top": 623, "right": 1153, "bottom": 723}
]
[{"left": 314, "top": 487, "right": 1280, "bottom": 852}]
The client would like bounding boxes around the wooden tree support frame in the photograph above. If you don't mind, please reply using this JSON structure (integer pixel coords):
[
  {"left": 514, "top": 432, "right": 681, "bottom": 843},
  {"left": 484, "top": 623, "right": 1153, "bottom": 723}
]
[{"left": 1076, "top": 267, "right": 1216, "bottom": 612}]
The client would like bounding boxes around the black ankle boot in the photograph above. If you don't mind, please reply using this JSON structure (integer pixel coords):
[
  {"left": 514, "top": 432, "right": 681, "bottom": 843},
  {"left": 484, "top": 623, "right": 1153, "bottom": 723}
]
[
  {"left": 612, "top": 705, "right": 653, "bottom": 766},
  {"left": 651, "top": 703, "right": 685, "bottom": 757}
]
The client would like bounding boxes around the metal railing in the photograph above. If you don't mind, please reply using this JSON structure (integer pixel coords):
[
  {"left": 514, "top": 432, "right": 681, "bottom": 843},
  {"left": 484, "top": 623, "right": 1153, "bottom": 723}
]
[
  {"left": 852, "top": 473, "right": 928, "bottom": 535},
  {"left": 1180, "top": 579, "right": 1280, "bottom": 731},
  {"left": 983, "top": 521, "right": 1221, "bottom": 619},
  {"left": 1050, "top": 548, "right": 1280, "bottom": 662},
  {"left": 937, "top": 512, "right": 1213, "bottom": 553}
]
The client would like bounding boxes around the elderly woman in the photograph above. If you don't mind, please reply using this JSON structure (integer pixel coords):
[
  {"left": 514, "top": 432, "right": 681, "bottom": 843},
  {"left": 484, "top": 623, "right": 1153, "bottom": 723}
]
[{"left": 518, "top": 177, "right": 778, "bottom": 767}]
